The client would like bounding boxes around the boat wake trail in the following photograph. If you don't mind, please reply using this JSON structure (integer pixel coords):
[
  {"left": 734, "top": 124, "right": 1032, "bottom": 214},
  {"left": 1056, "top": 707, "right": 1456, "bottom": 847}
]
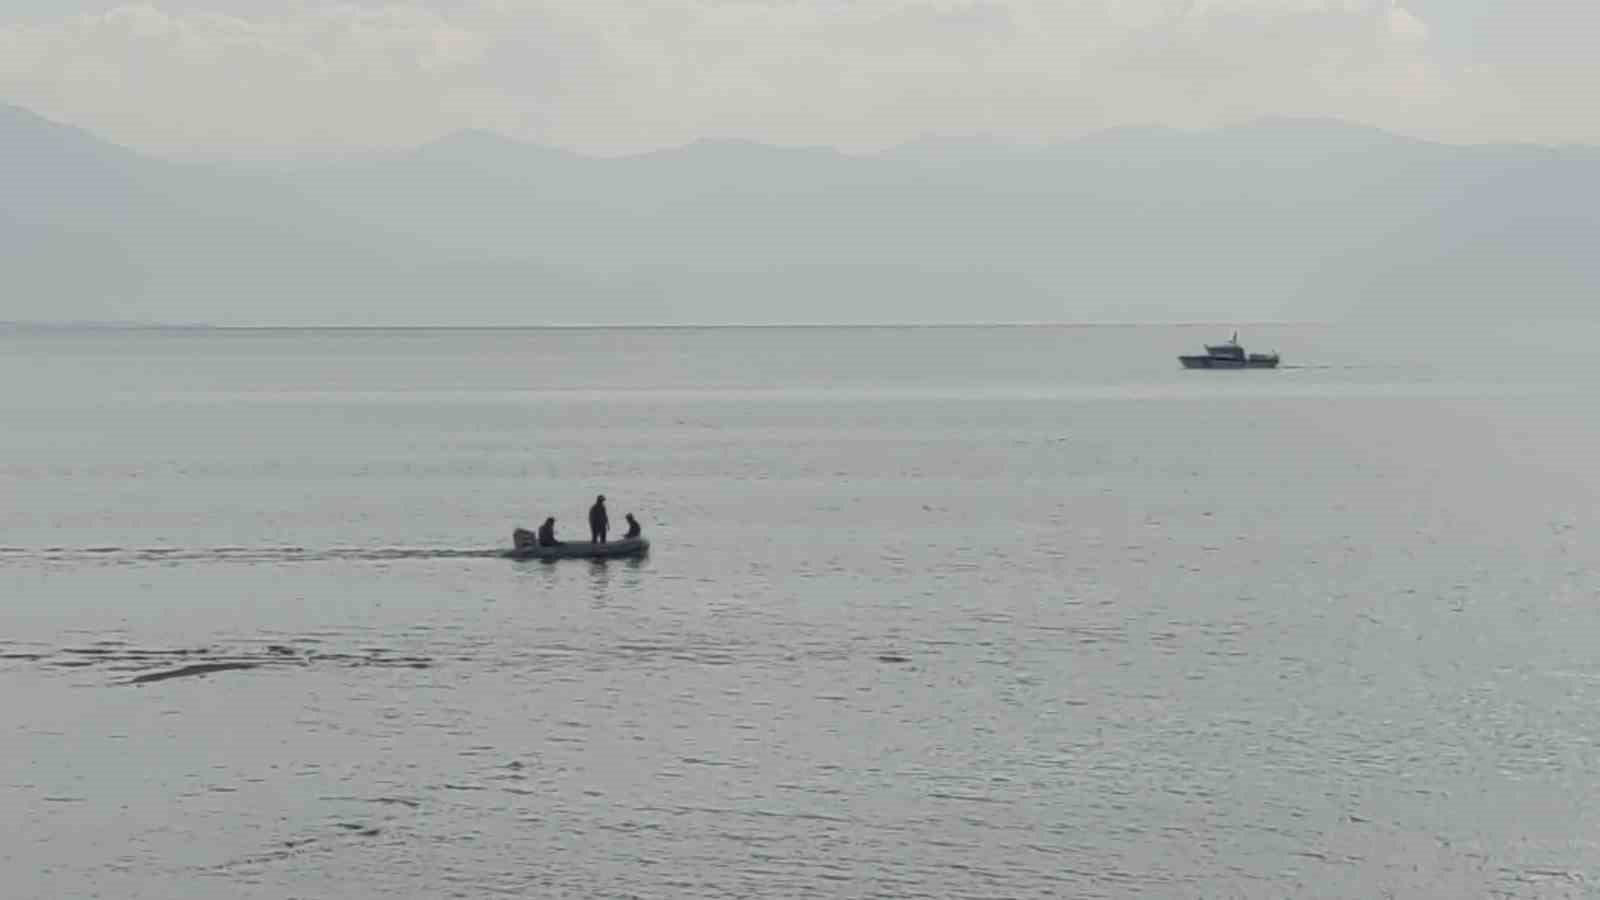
[
  {"left": 0, "top": 546, "right": 508, "bottom": 565},
  {"left": 0, "top": 637, "right": 435, "bottom": 685}
]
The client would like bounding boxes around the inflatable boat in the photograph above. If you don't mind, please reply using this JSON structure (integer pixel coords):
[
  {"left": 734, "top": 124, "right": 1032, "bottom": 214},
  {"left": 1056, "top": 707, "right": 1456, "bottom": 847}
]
[{"left": 505, "top": 536, "right": 650, "bottom": 561}]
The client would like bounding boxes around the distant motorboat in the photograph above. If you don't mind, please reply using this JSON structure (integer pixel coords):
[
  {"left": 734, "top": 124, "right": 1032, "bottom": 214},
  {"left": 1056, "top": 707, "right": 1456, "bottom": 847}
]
[{"left": 1179, "top": 331, "right": 1280, "bottom": 369}]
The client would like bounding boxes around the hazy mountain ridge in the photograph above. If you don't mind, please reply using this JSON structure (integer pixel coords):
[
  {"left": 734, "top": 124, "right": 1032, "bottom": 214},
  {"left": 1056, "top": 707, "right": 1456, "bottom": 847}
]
[{"left": 3, "top": 103, "right": 1597, "bottom": 325}]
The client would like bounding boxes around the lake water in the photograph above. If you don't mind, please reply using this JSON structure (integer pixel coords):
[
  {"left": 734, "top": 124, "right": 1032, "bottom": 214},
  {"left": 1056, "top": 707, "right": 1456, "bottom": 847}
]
[{"left": 4, "top": 323, "right": 1600, "bottom": 898}]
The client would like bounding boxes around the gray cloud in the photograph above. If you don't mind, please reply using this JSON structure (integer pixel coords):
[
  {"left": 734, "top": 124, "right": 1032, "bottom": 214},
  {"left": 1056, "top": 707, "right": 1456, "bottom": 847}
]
[{"left": 0, "top": 1, "right": 1591, "bottom": 156}]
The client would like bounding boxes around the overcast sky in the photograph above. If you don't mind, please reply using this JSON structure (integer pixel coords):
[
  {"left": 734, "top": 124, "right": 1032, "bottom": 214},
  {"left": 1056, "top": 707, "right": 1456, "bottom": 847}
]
[{"left": 1, "top": 1, "right": 1593, "bottom": 158}]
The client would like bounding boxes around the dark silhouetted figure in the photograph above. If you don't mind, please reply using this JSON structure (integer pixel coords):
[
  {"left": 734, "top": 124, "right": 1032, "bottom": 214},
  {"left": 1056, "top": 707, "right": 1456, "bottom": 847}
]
[
  {"left": 537, "top": 517, "right": 560, "bottom": 547},
  {"left": 513, "top": 527, "right": 536, "bottom": 550},
  {"left": 623, "top": 513, "right": 642, "bottom": 539},
  {"left": 589, "top": 495, "right": 609, "bottom": 543}
]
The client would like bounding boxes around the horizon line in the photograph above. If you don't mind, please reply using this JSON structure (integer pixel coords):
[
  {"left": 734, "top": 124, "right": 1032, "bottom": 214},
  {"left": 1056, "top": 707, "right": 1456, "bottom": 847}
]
[{"left": 2, "top": 319, "right": 1331, "bottom": 332}]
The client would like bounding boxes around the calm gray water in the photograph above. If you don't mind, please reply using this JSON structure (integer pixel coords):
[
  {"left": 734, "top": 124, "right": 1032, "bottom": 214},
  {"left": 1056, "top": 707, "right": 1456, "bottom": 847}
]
[{"left": 4, "top": 323, "right": 1600, "bottom": 898}]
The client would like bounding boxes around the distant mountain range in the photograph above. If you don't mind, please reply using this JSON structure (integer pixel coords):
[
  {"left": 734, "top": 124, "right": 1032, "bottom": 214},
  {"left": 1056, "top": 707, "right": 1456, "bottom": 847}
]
[{"left": 3, "top": 102, "right": 1598, "bottom": 325}]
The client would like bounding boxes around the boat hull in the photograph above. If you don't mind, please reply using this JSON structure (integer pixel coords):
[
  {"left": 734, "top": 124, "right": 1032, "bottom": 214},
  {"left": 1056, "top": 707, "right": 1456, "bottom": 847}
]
[
  {"left": 1179, "top": 355, "right": 1279, "bottom": 369},
  {"left": 505, "top": 537, "right": 650, "bottom": 560}
]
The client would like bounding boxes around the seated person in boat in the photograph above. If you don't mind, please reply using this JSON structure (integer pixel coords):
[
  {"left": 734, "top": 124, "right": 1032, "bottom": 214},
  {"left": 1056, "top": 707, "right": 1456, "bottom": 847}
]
[
  {"left": 512, "top": 527, "right": 537, "bottom": 549},
  {"left": 623, "top": 513, "right": 642, "bottom": 539},
  {"left": 537, "top": 516, "right": 561, "bottom": 547}
]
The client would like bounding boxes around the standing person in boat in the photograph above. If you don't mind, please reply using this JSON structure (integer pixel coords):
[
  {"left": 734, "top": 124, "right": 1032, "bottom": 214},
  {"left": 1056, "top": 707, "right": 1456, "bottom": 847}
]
[
  {"left": 588, "top": 495, "right": 609, "bottom": 544},
  {"left": 623, "top": 513, "right": 642, "bottom": 539},
  {"left": 537, "top": 516, "right": 561, "bottom": 547}
]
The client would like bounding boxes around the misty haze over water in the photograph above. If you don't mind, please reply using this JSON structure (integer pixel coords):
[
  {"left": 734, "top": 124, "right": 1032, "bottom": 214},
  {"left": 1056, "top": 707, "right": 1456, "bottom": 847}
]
[{"left": 5, "top": 100, "right": 1600, "bottom": 328}]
